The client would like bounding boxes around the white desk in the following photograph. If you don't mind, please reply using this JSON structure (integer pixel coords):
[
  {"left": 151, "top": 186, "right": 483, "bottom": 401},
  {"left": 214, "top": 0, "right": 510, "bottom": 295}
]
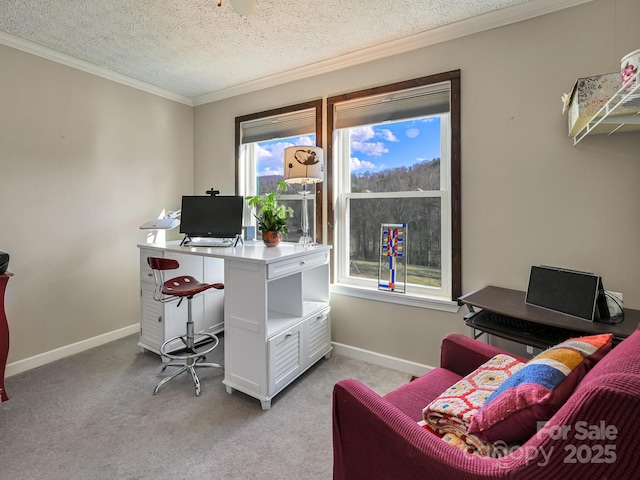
[{"left": 138, "top": 240, "right": 332, "bottom": 409}]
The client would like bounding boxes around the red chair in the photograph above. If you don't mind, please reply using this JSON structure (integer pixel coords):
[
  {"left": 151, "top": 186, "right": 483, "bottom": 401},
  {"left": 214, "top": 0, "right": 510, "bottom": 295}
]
[{"left": 147, "top": 257, "right": 224, "bottom": 396}]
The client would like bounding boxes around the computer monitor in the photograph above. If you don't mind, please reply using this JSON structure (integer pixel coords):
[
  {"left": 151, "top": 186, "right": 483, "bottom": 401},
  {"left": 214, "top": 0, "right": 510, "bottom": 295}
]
[
  {"left": 525, "top": 265, "right": 601, "bottom": 321},
  {"left": 179, "top": 195, "right": 244, "bottom": 239}
]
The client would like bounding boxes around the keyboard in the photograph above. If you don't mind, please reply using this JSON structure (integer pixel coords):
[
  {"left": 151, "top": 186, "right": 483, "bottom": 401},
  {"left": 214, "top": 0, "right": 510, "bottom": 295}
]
[
  {"left": 187, "top": 242, "right": 232, "bottom": 247},
  {"left": 469, "top": 310, "right": 582, "bottom": 347},
  {"left": 183, "top": 239, "right": 233, "bottom": 247}
]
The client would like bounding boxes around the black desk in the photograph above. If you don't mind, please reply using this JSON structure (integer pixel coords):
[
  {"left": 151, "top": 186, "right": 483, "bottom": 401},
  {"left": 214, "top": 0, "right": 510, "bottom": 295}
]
[{"left": 458, "top": 286, "right": 640, "bottom": 349}]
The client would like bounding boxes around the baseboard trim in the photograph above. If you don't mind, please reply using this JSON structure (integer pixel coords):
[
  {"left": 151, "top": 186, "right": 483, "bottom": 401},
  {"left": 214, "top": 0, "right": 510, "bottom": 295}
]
[
  {"left": 331, "top": 342, "right": 434, "bottom": 378},
  {"left": 6, "top": 330, "right": 433, "bottom": 379},
  {"left": 5, "top": 324, "right": 140, "bottom": 377}
]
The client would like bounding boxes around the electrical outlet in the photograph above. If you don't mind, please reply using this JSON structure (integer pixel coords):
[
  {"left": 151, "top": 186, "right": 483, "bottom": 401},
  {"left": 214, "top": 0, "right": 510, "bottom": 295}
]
[
  {"left": 605, "top": 291, "right": 624, "bottom": 315},
  {"left": 608, "top": 291, "right": 623, "bottom": 303}
]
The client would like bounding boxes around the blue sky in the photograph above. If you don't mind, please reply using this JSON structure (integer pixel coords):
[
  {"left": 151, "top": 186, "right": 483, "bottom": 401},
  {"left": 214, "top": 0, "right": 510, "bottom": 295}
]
[{"left": 256, "top": 117, "right": 441, "bottom": 177}]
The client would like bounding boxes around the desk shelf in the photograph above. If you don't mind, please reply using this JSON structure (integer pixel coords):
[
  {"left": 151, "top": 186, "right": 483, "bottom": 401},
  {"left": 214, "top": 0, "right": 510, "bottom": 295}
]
[{"left": 459, "top": 286, "right": 640, "bottom": 348}]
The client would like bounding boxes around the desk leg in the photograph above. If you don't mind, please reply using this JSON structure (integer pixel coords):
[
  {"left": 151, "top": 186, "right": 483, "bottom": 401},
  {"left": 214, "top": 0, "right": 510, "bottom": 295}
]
[{"left": 471, "top": 327, "right": 486, "bottom": 341}]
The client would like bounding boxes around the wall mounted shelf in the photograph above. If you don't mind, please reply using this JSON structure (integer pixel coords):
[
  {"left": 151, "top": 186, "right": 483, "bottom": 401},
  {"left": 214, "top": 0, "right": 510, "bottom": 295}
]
[{"left": 573, "top": 71, "right": 640, "bottom": 145}]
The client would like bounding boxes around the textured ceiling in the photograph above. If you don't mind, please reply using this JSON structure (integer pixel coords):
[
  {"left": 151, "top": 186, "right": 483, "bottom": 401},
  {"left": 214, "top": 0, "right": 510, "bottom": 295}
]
[{"left": 0, "top": 0, "right": 588, "bottom": 104}]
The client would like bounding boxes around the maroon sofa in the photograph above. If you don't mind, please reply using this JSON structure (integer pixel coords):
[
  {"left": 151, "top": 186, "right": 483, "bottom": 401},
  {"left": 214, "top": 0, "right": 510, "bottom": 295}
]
[{"left": 333, "top": 330, "right": 640, "bottom": 479}]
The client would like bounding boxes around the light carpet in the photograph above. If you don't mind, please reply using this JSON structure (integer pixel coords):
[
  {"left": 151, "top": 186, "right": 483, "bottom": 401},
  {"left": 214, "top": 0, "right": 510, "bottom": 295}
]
[{"left": 0, "top": 334, "right": 410, "bottom": 479}]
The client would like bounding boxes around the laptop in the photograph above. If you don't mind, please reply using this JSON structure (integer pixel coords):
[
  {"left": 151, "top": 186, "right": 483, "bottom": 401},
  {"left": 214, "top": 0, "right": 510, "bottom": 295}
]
[{"left": 525, "top": 265, "right": 605, "bottom": 322}]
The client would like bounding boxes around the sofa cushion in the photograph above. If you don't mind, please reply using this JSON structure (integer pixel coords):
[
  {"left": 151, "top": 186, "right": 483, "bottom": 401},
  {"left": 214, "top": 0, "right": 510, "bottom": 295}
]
[
  {"left": 468, "top": 333, "right": 613, "bottom": 443},
  {"left": 421, "top": 354, "right": 525, "bottom": 456},
  {"left": 384, "top": 368, "right": 463, "bottom": 421}
]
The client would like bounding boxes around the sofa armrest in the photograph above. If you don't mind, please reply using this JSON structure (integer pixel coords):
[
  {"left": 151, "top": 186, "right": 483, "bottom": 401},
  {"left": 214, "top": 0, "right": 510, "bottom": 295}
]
[
  {"left": 332, "top": 378, "right": 505, "bottom": 480},
  {"left": 440, "top": 333, "right": 528, "bottom": 377}
]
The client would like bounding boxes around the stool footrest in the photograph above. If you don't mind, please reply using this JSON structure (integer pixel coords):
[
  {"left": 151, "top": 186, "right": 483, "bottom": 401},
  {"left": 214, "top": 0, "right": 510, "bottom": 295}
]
[
  {"left": 153, "top": 333, "right": 223, "bottom": 396},
  {"left": 159, "top": 333, "right": 219, "bottom": 361}
]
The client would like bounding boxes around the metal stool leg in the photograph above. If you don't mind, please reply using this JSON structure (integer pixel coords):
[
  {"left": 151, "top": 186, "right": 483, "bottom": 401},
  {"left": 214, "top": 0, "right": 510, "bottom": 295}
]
[
  {"left": 153, "top": 296, "right": 223, "bottom": 396},
  {"left": 154, "top": 365, "right": 189, "bottom": 395},
  {"left": 188, "top": 363, "right": 201, "bottom": 396}
]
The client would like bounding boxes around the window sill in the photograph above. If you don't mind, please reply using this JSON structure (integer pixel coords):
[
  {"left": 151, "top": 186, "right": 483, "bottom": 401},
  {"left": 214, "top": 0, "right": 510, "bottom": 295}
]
[{"left": 330, "top": 283, "right": 460, "bottom": 313}]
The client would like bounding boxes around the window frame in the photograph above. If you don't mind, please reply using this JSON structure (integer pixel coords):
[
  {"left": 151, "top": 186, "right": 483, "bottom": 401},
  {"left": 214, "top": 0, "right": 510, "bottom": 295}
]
[
  {"left": 235, "top": 100, "right": 324, "bottom": 243},
  {"left": 327, "top": 70, "right": 461, "bottom": 303}
]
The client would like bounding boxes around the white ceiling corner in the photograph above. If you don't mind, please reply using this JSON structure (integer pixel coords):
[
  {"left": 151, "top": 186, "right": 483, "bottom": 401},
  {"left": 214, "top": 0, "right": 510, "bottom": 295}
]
[{"left": 0, "top": 0, "right": 595, "bottom": 106}]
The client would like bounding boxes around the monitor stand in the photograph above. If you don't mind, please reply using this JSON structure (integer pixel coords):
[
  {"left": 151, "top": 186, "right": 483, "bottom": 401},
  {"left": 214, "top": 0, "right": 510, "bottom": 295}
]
[{"left": 180, "top": 234, "right": 243, "bottom": 247}]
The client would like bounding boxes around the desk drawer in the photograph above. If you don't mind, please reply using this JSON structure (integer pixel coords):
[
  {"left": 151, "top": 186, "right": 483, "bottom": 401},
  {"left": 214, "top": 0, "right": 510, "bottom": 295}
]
[
  {"left": 268, "top": 323, "right": 302, "bottom": 394},
  {"left": 267, "top": 251, "right": 328, "bottom": 280},
  {"left": 307, "top": 307, "right": 331, "bottom": 364}
]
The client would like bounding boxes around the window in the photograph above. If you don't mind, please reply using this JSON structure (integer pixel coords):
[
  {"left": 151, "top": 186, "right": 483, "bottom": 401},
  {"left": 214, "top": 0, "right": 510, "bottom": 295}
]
[
  {"left": 235, "top": 100, "right": 323, "bottom": 242},
  {"left": 327, "top": 71, "right": 461, "bottom": 306}
]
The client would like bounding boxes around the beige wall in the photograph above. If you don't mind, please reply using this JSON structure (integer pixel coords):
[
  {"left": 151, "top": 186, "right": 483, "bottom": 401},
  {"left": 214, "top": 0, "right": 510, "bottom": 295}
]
[
  {"left": 0, "top": 44, "right": 194, "bottom": 365},
  {"left": 2, "top": 0, "right": 637, "bottom": 372},
  {"left": 194, "top": 0, "right": 640, "bottom": 368}
]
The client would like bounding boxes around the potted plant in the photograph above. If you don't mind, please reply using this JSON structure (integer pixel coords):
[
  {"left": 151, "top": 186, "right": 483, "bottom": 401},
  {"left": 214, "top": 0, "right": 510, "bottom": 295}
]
[{"left": 246, "top": 180, "right": 294, "bottom": 247}]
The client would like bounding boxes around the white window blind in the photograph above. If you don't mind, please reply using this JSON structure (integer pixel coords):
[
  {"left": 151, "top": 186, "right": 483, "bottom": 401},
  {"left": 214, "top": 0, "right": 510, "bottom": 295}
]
[
  {"left": 333, "top": 83, "right": 450, "bottom": 129},
  {"left": 240, "top": 108, "right": 317, "bottom": 144}
]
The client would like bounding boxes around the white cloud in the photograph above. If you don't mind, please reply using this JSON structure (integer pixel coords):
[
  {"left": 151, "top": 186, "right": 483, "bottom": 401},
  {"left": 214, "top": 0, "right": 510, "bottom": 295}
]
[
  {"left": 350, "top": 126, "right": 399, "bottom": 156},
  {"left": 379, "top": 129, "right": 398, "bottom": 142},
  {"left": 352, "top": 140, "right": 388, "bottom": 156},
  {"left": 296, "top": 135, "right": 315, "bottom": 146},
  {"left": 257, "top": 145, "right": 273, "bottom": 160},
  {"left": 257, "top": 141, "right": 294, "bottom": 175},
  {"left": 351, "top": 157, "right": 377, "bottom": 171},
  {"left": 261, "top": 166, "right": 283, "bottom": 176},
  {"left": 350, "top": 126, "right": 375, "bottom": 142}
]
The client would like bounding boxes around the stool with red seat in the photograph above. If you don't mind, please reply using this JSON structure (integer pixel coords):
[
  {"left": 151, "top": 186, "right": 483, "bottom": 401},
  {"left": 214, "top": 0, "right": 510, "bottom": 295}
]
[{"left": 147, "top": 257, "right": 224, "bottom": 396}]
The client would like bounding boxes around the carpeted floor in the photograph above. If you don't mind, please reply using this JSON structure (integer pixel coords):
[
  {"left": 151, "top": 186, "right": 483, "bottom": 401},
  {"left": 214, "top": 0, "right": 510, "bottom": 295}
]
[{"left": 0, "top": 334, "right": 411, "bottom": 480}]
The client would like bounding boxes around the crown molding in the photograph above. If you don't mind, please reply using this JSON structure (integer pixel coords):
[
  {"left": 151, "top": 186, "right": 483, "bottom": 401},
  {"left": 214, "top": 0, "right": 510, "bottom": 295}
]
[
  {"left": 0, "top": 0, "right": 594, "bottom": 107},
  {"left": 192, "top": 0, "right": 594, "bottom": 106},
  {"left": 0, "top": 31, "right": 193, "bottom": 106}
]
